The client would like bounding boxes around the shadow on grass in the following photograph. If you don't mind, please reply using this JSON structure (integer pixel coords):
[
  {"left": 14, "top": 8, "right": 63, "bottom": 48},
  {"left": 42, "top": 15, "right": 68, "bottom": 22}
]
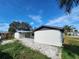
[
  {"left": 0, "top": 51, "right": 13, "bottom": 59},
  {"left": 63, "top": 44, "right": 79, "bottom": 56}
]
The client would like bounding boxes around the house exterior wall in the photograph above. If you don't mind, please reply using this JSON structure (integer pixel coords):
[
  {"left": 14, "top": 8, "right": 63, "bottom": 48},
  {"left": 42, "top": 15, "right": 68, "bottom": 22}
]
[
  {"left": 14, "top": 32, "right": 20, "bottom": 39},
  {"left": 34, "top": 30, "right": 63, "bottom": 47},
  {"left": 14, "top": 32, "right": 33, "bottom": 39},
  {"left": 67, "top": 32, "right": 79, "bottom": 36}
]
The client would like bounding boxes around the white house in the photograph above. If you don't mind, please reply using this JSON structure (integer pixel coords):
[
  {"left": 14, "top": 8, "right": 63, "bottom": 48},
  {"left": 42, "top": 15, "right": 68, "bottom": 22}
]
[
  {"left": 34, "top": 26, "right": 64, "bottom": 47},
  {"left": 14, "top": 30, "right": 33, "bottom": 39},
  {"left": 66, "top": 28, "right": 79, "bottom": 37}
]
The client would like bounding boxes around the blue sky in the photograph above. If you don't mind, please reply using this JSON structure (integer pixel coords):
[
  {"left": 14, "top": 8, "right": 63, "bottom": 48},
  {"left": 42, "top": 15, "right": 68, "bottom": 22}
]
[{"left": 0, "top": 0, "right": 79, "bottom": 32}]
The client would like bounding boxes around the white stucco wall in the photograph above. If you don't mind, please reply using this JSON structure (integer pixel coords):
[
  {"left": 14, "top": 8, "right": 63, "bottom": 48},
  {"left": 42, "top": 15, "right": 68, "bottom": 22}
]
[
  {"left": 14, "top": 32, "right": 20, "bottom": 39},
  {"left": 34, "top": 30, "right": 63, "bottom": 47}
]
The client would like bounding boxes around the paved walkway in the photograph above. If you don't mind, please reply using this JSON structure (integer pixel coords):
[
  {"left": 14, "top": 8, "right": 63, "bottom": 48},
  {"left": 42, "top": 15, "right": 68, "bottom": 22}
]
[
  {"left": 1, "top": 40, "right": 16, "bottom": 45},
  {"left": 17, "top": 38, "right": 61, "bottom": 59}
]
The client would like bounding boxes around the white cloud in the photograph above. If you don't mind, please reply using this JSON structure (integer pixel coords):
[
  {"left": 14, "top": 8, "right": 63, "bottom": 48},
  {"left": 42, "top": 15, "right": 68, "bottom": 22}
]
[
  {"left": 46, "top": 6, "right": 79, "bottom": 29},
  {"left": 46, "top": 15, "right": 70, "bottom": 25},
  {"left": 71, "top": 6, "right": 79, "bottom": 14},
  {"left": 0, "top": 23, "right": 9, "bottom": 32},
  {"left": 28, "top": 15, "right": 42, "bottom": 23}
]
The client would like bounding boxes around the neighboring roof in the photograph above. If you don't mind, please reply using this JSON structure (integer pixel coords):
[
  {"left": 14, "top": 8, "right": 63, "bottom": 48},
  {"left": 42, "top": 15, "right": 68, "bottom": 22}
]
[
  {"left": 34, "top": 25, "right": 64, "bottom": 32},
  {"left": 16, "top": 30, "right": 32, "bottom": 33}
]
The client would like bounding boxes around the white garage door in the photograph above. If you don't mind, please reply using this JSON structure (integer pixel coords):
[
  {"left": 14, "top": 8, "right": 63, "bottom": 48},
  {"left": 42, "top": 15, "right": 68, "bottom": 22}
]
[{"left": 34, "top": 30, "right": 63, "bottom": 47}]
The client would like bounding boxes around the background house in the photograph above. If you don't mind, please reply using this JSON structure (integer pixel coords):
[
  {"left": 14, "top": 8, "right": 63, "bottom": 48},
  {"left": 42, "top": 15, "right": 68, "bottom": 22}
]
[
  {"left": 67, "top": 29, "right": 79, "bottom": 36},
  {"left": 64, "top": 25, "right": 79, "bottom": 36},
  {"left": 14, "top": 30, "right": 33, "bottom": 39}
]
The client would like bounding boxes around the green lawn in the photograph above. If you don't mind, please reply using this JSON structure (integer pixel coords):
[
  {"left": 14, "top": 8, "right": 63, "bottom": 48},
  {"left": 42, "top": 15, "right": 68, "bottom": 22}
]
[
  {"left": 0, "top": 36, "right": 79, "bottom": 59},
  {"left": 62, "top": 36, "right": 79, "bottom": 59},
  {"left": 0, "top": 41, "right": 50, "bottom": 59}
]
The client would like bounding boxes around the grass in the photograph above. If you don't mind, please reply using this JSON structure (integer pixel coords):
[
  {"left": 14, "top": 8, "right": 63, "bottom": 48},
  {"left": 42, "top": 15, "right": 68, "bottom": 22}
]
[
  {"left": 64, "top": 36, "right": 79, "bottom": 45},
  {"left": 0, "top": 41, "right": 50, "bottom": 59},
  {"left": 0, "top": 36, "right": 79, "bottom": 59},
  {"left": 62, "top": 36, "right": 79, "bottom": 59}
]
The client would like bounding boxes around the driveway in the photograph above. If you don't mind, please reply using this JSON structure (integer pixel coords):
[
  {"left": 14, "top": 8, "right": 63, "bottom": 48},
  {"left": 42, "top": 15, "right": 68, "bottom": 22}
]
[{"left": 17, "top": 38, "right": 61, "bottom": 59}]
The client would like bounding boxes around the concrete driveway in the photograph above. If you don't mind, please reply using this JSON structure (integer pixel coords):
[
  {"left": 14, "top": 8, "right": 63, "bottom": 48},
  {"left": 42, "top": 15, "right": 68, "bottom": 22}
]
[{"left": 17, "top": 38, "right": 61, "bottom": 59}]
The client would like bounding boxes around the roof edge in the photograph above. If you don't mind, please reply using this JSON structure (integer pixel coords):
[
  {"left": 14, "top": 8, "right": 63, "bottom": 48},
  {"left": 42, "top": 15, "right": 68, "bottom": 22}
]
[{"left": 34, "top": 25, "right": 64, "bottom": 32}]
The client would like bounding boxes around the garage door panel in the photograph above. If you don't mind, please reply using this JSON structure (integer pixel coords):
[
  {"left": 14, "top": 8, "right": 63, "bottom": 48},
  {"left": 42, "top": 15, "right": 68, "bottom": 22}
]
[{"left": 34, "top": 30, "right": 62, "bottom": 47}]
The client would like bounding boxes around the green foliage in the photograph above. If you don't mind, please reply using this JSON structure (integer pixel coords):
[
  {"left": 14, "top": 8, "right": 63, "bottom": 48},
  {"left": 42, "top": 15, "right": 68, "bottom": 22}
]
[
  {"left": 18, "top": 22, "right": 32, "bottom": 31},
  {"left": 62, "top": 36, "right": 79, "bottom": 59},
  {"left": 0, "top": 41, "right": 50, "bottom": 59},
  {"left": 62, "top": 44, "right": 79, "bottom": 59},
  {"left": 64, "top": 25, "right": 73, "bottom": 35},
  {"left": 8, "top": 21, "right": 32, "bottom": 33},
  {"left": 64, "top": 25, "right": 73, "bottom": 32},
  {"left": 58, "top": 0, "right": 79, "bottom": 13},
  {"left": 63, "top": 25, "right": 78, "bottom": 35},
  {"left": 8, "top": 27, "right": 16, "bottom": 33}
]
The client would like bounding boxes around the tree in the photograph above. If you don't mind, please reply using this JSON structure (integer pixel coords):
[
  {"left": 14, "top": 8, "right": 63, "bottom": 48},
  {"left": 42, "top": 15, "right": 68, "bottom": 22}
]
[
  {"left": 64, "top": 25, "right": 72, "bottom": 32},
  {"left": 18, "top": 22, "right": 32, "bottom": 31},
  {"left": 63, "top": 25, "right": 73, "bottom": 35},
  {"left": 58, "top": 0, "right": 79, "bottom": 13},
  {"left": 8, "top": 27, "right": 16, "bottom": 33},
  {"left": 8, "top": 21, "right": 32, "bottom": 33},
  {"left": 8, "top": 21, "right": 20, "bottom": 33},
  {"left": 9, "top": 21, "right": 20, "bottom": 30}
]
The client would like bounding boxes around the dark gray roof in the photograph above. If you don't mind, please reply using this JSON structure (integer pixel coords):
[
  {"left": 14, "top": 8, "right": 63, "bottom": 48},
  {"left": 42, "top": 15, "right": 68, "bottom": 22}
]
[{"left": 34, "top": 25, "right": 64, "bottom": 32}]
